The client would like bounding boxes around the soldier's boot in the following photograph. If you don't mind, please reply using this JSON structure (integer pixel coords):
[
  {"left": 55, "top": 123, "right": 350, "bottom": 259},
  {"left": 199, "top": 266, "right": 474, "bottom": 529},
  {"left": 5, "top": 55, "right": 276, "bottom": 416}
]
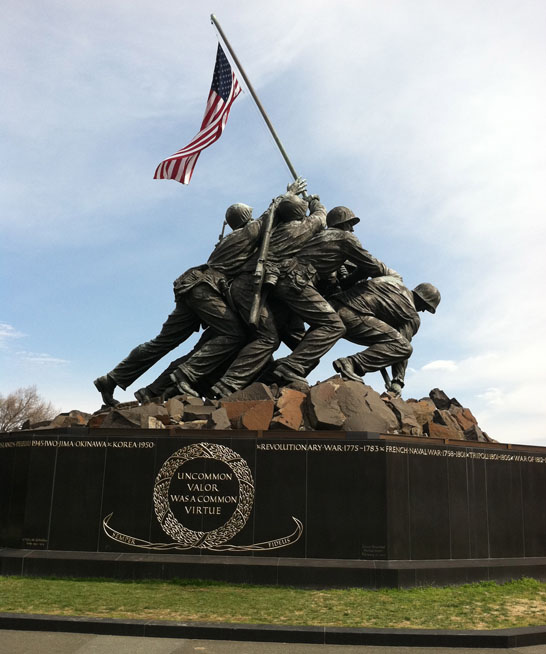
[
  {"left": 272, "top": 362, "right": 308, "bottom": 386},
  {"left": 162, "top": 384, "right": 181, "bottom": 401},
  {"left": 170, "top": 369, "right": 200, "bottom": 398},
  {"left": 93, "top": 374, "right": 120, "bottom": 407},
  {"left": 211, "top": 381, "right": 235, "bottom": 399},
  {"left": 134, "top": 387, "right": 155, "bottom": 404},
  {"left": 333, "top": 357, "right": 363, "bottom": 383}
]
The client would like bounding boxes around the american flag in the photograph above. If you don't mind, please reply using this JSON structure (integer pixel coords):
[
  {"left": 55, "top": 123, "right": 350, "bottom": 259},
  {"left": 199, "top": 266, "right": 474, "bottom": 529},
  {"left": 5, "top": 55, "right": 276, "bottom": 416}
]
[{"left": 154, "top": 44, "right": 242, "bottom": 185}]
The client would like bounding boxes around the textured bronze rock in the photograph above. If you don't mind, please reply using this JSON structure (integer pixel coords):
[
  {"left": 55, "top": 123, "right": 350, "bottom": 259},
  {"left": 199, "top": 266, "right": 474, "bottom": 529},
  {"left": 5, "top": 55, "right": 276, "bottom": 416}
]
[
  {"left": 145, "top": 416, "right": 167, "bottom": 429},
  {"left": 306, "top": 381, "right": 346, "bottom": 430},
  {"left": 383, "top": 396, "right": 422, "bottom": 435},
  {"left": 221, "top": 399, "right": 275, "bottom": 430},
  {"left": 100, "top": 404, "right": 169, "bottom": 429},
  {"left": 23, "top": 380, "right": 491, "bottom": 442},
  {"left": 270, "top": 387, "right": 306, "bottom": 430},
  {"left": 408, "top": 399, "right": 436, "bottom": 429},
  {"left": 434, "top": 408, "right": 465, "bottom": 434},
  {"left": 222, "top": 382, "right": 275, "bottom": 402},
  {"left": 47, "top": 410, "right": 91, "bottom": 428},
  {"left": 165, "top": 397, "right": 185, "bottom": 422},
  {"left": 335, "top": 381, "right": 399, "bottom": 433},
  {"left": 182, "top": 405, "right": 217, "bottom": 421},
  {"left": 451, "top": 406, "right": 478, "bottom": 431},
  {"left": 429, "top": 388, "right": 452, "bottom": 410},
  {"left": 206, "top": 407, "right": 232, "bottom": 430},
  {"left": 427, "top": 421, "right": 464, "bottom": 440},
  {"left": 464, "top": 424, "right": 489, "bottom": 442},
  {"left": 238, "top": 401, "right": 275, "bottom": 430}
]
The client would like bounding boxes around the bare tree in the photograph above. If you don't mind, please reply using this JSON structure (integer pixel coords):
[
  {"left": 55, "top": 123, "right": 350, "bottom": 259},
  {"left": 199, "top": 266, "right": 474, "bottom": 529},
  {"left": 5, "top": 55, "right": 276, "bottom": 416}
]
[{"left": 0, "top": 386, "right": 57, "bottom": 432}]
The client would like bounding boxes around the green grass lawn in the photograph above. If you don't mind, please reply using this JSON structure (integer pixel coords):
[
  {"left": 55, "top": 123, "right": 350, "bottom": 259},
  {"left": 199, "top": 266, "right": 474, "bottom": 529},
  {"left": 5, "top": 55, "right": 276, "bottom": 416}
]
[{"left": 1, "top": 576, "right": 545, "bottom": 630}]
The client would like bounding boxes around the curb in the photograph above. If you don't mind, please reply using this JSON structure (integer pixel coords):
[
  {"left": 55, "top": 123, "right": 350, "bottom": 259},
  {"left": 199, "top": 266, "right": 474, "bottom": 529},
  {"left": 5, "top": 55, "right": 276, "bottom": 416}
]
[{"left": 1, "top": 613, "right": 546, "bottom": 648}]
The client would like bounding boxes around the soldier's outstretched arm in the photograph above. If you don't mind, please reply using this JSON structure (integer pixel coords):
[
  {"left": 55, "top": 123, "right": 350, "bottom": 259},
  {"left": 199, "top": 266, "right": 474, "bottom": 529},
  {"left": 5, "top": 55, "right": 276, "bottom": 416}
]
[{"left": 343, "top": 234, "right": 402, "bottom": 280}]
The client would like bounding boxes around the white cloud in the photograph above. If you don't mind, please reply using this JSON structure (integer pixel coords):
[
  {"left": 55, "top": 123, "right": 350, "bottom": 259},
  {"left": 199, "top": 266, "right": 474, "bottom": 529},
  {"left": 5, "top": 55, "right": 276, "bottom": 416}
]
[
  {"left": 477, "top": 387, "right": 504, "bottom": 407},
  {"left": 421, "top": 360, "right": 458, "bottom": 372},
  {"left": 0, "top": 323, "right": 25, "bottom": 347},
  {"left": 15, "top": 351, "right": 69, "bottom": 366}
]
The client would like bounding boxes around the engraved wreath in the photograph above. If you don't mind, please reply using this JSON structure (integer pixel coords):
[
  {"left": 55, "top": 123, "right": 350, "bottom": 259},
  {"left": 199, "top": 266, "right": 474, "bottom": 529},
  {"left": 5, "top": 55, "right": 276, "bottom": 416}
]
[{"left": 153, "top": 442, "right": 254, "bottom": 548}]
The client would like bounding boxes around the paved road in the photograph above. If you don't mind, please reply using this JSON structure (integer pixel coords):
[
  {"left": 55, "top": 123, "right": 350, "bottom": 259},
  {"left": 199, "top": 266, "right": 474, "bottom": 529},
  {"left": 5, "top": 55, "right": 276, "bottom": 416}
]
[{"left": 1, "top": 631, "right": 545, "bottom": 654}]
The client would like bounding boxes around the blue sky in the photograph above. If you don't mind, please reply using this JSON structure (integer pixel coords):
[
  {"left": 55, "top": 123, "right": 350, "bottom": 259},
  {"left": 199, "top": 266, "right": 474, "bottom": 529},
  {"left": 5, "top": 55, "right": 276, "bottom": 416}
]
[{"left": 2, "top": 0, "right": 545, "bottom": 445}]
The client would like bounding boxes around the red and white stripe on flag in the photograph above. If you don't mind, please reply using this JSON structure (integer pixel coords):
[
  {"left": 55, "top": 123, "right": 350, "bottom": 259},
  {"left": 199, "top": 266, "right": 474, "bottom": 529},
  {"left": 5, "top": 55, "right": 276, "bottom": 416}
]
[{"left": 154, "top": 45, "right": 242, "bottom": 185}]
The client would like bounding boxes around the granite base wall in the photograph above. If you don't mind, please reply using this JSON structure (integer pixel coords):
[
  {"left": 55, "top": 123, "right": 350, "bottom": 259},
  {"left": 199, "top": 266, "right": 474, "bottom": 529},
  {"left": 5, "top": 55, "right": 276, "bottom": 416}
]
[{"left": 1, "top": 429, "right": 544, "bottom": 586}]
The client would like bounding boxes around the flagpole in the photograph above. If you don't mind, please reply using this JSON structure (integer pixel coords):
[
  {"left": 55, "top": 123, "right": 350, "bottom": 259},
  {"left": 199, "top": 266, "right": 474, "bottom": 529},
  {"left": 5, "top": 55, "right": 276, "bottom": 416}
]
[{"left": 210, "top": 14, "right": 299, "bottom": 182}]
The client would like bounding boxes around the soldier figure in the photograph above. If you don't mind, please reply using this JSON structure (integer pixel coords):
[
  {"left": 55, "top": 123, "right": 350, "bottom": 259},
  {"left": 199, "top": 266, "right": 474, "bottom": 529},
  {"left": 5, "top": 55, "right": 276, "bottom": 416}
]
[
  {"left": 170, "top": 179, "right": 310, "bottom": 397},
  {"left": 93, "top": 264, "right": 246, "bottom": 406},
  {"left": 268, "top": 205, "right": 397, "bottom": 385},
  {"left": 130, "top": 201, "right": 268, "bottom": 403},
  {"left": 331, "top": 276, "right": 441, "bottom": 395}
]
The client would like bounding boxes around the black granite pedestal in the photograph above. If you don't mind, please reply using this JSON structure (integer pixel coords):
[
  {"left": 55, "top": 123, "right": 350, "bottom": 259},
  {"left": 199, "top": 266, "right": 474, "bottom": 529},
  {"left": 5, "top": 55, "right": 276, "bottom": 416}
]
[{"left": 1, "top": 429, "right": 545, "bottom": 587}]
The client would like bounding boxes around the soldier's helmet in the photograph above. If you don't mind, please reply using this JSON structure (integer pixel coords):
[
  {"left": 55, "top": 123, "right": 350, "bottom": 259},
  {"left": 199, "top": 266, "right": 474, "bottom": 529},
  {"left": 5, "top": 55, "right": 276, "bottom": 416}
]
[
  {"left": 225, "top": 203, "right": 253, "bottom": 230},
  {"left": 413, "top": 283, "right": 441, "bottom": 314},
  {"left": 275, "top": 194, "right": 308, "bottom": 222},
  {"left": 326, "top": 206, "right": 360, "bottom": 229}
]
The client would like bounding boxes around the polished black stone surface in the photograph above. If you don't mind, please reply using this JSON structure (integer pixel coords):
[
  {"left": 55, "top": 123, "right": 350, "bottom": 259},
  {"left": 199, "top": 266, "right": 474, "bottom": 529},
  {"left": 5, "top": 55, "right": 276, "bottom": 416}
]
[
  {"left": 487, "top": 460, "right": 525, "bottom": 558},
  {"left": 98, "top": 434, "right": 158, "bottom": 553},
  {"left": 408, "top": 453, "right": 450, "bottom": 560},
  {"left": 47, "top": 437, "right": 107, "bottom": 551},
  {"left": 0, "top": 439, "right": 17, "bottom": 547},
  {"left": 385, "top": 447, "right": 410, "bottom": 559},
  {"left": 22, "top": 436, "right": 59, "bottom": 549},
  {"left": 468, "top": 458, "right": 490, "bottom": 559},
  {"left": 1, "top": 430, "right": 545, "bottom": 572},
  {"left": 521, "top": 461, "right": 546, "bottom": 557},
  {"left": 447, "top": 457, "right": 471, "bottom": 559},
  {"left": 254, "top": 442, "right": 307, "bottom": 558},
  {"left": 5, "top": 439, "right": 32, "bottom": 548}
]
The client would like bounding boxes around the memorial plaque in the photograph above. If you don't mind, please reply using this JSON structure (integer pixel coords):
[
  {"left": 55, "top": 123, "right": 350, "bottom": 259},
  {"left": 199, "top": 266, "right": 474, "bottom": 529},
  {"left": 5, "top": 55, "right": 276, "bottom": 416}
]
[{"left": 103, "top": 438, "right": 302, "bottom": 555}]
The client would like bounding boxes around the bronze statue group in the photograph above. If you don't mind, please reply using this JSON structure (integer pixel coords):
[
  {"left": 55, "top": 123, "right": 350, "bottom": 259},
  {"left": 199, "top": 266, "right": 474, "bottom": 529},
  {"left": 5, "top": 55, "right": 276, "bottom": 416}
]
[{"left": 94, "top": 179, "right": 440, "bottom": 407}]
